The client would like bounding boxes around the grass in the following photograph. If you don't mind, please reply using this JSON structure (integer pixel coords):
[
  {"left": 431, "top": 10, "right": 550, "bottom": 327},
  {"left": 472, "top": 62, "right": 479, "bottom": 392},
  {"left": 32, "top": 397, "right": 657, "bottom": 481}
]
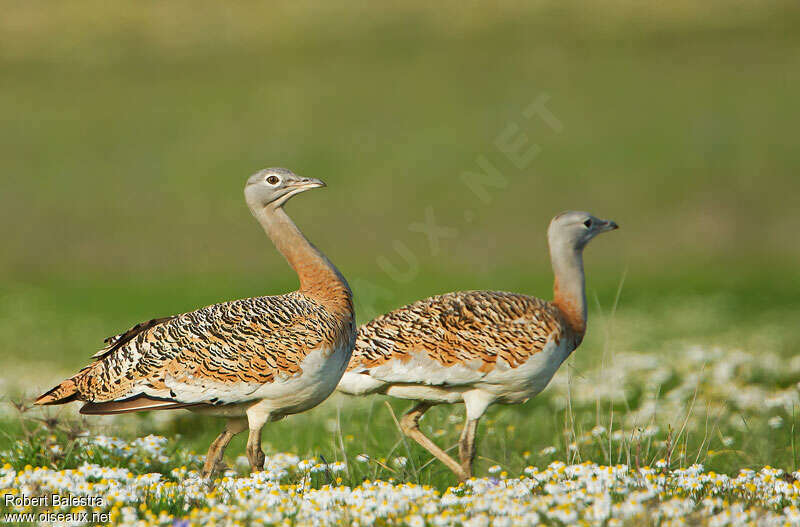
[
  {"left": 3, "top": 290, "right": 800, "bottom": 524},
  {"left": 3, "top": 283, "right": 799, "bottom": 491}
]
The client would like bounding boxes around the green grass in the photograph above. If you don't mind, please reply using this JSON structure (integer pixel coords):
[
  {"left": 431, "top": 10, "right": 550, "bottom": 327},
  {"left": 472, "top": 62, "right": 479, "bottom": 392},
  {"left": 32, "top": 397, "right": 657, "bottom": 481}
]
[
  {"left": 125, "top": 289, "right": 800, "bottom": 487},
  {"left": 3, "top": 282, "right": 799, "bottom": 490}
]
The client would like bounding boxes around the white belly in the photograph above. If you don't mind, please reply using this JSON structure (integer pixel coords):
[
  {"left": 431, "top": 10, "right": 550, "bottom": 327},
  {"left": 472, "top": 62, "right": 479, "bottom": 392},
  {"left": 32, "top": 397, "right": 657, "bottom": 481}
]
[
  {"left": 476, "top": 337, "right": 573, "bottom": 403},
  {"left": 194, "top": 344, "right": 352, "bottom": 420},
  {"left": 338, "top": 336, "right": 573, "bottom": 408},
  {"left": 384, "top": 384, "right": 466, "bottom": 404}
]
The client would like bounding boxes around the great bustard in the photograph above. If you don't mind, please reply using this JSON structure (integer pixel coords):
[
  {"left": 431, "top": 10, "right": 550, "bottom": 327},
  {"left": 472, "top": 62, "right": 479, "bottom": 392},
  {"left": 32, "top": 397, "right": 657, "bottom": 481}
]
[
  {"left": 36, "top": 168, "right": 356, "bottom": 478},
  {"left": 337, "top": 211, "right": 618, "bottom": 481}
]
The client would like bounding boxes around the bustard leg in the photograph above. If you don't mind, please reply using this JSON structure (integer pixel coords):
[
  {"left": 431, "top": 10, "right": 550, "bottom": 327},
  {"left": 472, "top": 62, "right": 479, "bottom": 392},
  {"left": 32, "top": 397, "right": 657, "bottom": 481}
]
[
  {"left": 400, "top": 402, "right": 468, "bottom": 482},
  {"left": 245, "top": 402, "right": 271, "bottom": 473},
  {"left": 202, "top": 418, "right": 248, "bottom": 479},
  {"left": 458, "top": 417, "right": 480, "bottom": 478},
  {"left": 459, "top": 389, "right": 493, "bottom": 479}
]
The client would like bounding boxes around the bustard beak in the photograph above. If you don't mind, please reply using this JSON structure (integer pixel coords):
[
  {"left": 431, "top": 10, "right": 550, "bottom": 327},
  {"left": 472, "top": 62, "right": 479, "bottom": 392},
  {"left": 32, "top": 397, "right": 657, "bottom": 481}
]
[
  {"left": 292, "top": 177, "right": 326, "bottom": 190},
  {"left": 603, "top": 220, "right": 619, "bottom": 231}
]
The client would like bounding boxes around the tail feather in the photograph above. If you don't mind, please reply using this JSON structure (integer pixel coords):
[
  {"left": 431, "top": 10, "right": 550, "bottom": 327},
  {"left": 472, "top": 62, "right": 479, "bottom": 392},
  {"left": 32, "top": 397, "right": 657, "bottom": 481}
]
[
  {"left": 80, "top": 395, "right": 203, "bottom": 415},
  {"left": 35, "top": 379, "right": 80, "bottom": 405},
  {"left": 35, "top": 379, "right": 203, "bottom": 414}
]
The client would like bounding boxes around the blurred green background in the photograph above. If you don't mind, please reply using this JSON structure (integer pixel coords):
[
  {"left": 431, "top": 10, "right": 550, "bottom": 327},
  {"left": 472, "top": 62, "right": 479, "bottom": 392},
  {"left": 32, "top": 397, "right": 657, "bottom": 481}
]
[
  {"left": 1, "top": 0, "right": 800, "bottom": 487},
  {"left": 1, "top": 1, "right": 799, "bottom": 411}
]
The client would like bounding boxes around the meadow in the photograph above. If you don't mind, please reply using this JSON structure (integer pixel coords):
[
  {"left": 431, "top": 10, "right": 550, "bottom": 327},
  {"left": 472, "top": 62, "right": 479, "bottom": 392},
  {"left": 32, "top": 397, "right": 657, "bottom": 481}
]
[{"left": 2, "top": 1, "right": 800, "bottom": 524}]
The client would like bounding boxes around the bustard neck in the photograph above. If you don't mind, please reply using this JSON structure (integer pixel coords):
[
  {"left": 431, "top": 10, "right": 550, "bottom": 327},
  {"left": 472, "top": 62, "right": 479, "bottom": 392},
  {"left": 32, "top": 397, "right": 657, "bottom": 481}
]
[
  {"left": 549, "top": 239, "right": 587, "bottom": 336},
  {"left": 253, "top": 205, "right": 353, "bottom": 316}
]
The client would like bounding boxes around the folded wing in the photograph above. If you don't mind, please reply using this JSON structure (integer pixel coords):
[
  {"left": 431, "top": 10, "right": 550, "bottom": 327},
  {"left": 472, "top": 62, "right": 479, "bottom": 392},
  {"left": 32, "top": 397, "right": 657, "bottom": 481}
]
[
  {"left": 349, "top": 291, "right": 562, "bottom": 387},
  {"left": 37, "top": 292, "right": 334, "bottom": 412}
]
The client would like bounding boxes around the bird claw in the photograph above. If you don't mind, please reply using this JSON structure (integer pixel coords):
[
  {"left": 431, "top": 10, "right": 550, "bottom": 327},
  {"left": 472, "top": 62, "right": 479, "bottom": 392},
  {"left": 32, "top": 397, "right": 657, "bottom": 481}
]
[
  {"left": 249, "top": 452, "right": 265, "bottom": 473},
  {"left": 201, "top": 459, "right": 229, "bottom": 481}
]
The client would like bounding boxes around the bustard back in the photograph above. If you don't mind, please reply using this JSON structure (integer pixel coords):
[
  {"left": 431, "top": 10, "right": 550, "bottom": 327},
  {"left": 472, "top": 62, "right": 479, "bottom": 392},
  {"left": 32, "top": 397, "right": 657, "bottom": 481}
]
[
  {"left": 36, "top": 168, "right": 356, "bottom": 478},
  {"left": 337, "top": 211, "right": 618, "bottom": 482}
]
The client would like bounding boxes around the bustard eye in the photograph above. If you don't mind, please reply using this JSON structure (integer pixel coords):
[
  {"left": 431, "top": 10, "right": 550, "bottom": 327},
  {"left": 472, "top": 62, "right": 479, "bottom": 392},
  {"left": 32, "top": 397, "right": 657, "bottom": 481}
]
[
  {"left": 583, "top": 219, "right": 593, "bottom": 228},
  {"left": 266, "top": 175, "right": 280, "bottom": 185}
]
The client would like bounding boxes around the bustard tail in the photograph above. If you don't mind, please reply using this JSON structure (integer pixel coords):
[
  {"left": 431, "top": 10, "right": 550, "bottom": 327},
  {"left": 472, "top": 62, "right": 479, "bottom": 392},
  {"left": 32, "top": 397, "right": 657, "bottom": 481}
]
[
  {"left": 35, "top": 378, "right": 80, "bottom": 405},
  {"left": 36, "top": 376, "right": 201, "bottom": 414}
]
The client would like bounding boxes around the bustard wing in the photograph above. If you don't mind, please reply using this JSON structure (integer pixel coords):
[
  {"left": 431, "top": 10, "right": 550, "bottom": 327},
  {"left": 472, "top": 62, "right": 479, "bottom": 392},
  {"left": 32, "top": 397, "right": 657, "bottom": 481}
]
[
  {"left": 349, "top": 291, "right": 563, "bottom": 386},
  {"left": 48, "top": 292, "right": 340, "bottom": 411},
  {"left": 91, "top": 316, "right": 176, "bottom": 360}
]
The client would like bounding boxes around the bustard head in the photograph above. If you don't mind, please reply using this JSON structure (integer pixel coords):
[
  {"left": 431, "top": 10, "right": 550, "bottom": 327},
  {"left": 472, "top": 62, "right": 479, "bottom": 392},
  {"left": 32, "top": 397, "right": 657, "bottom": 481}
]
[
  {"left": 245, "top": 167, "right": 326, "bottom": 209},
  {"left": 548, "top": 211, "right": 618, "bottom": 252}
]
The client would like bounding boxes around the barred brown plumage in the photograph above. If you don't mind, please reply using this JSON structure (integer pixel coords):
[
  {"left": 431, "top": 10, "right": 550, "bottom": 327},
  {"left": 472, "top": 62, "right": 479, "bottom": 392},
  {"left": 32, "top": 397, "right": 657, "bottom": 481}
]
[
  {"left": 337, "top": 211, "right": 619, "bottom": 482},
  {"left": 35, "top": 168, "right": 356, "bottom": 479},
  {"left": 350, "top": 291, "right": 569, "bottom": 374},
  {"left": 67, "top": 293, "right": 349, "bottom": 402}
]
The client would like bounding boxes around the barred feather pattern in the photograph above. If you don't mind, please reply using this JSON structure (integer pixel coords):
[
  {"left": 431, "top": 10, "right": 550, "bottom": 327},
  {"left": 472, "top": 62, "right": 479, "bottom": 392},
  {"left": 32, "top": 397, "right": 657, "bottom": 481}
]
[
  {"left": 348, "top": 290, "right": 578, "bottom": 375},
  {"left": 45, "top": 291, "right": 353, "bottom": 405}
]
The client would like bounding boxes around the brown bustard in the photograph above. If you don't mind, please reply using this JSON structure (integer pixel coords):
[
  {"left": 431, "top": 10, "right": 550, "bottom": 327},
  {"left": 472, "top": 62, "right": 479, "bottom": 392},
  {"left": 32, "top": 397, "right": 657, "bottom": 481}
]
[
  {"left": 36, "top": 168, "right": 356, "bottom": 478},
  {"left": 337, "top": 211, "right": 618, "bottom": 482}
]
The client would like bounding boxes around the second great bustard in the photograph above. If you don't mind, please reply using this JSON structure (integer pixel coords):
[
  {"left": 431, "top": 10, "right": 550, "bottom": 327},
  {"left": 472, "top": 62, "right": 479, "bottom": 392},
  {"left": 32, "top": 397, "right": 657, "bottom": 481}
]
[
  {"left": 36, "top": 168, "right": 355, "bottom": 478},
  {"left": 338, "top": 211, "right": 618, "bottom": 482}
]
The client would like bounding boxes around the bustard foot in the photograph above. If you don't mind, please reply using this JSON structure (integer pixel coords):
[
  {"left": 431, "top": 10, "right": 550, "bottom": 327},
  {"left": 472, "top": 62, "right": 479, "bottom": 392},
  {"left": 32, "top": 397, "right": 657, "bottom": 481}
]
[
  {"left": 247, "top": 443, "right": 265, "bottom": 473},
  {"left": 202, "top": 418, "right": 247, "bottom": 480},
  {"left": 202, "top": 460, "right": 230, "bottom": 480}
]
